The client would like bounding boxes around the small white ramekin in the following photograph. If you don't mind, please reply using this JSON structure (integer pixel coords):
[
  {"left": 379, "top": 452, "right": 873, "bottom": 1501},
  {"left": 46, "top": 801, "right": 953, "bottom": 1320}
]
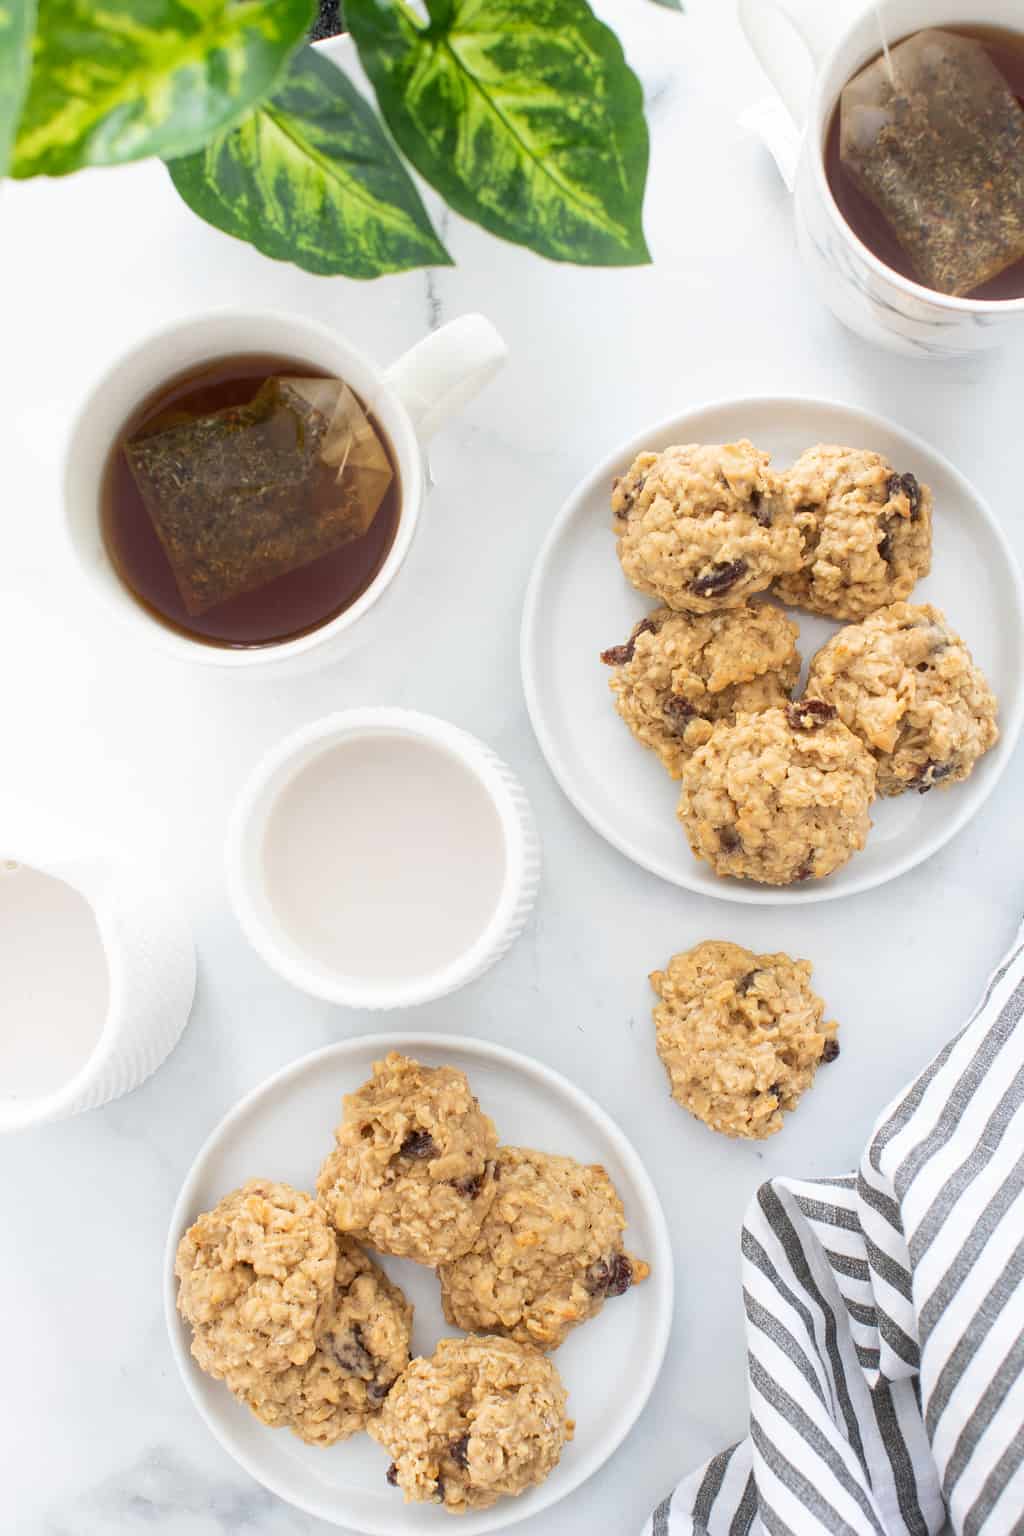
[
  {"left": 0, "top": 827, "right": 196, "bottom": 1134},
  {"left": 225, "top": 709, "right": 541, "bottom": 1010}
]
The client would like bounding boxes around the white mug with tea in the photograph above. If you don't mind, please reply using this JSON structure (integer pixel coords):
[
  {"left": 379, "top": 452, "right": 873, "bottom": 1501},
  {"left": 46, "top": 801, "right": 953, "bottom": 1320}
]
[
  {"left": 64, "top": 310, "right": 507, "bottom": 669},
  {"left": 738, "top": 0, "right": 1024, "bottom": 356}
]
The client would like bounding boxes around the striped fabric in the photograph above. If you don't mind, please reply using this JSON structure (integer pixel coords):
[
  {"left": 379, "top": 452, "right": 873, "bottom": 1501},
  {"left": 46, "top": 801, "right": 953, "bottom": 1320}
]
[{"left": 646, "top": 928, "right": 1024, "bottom": 1536}]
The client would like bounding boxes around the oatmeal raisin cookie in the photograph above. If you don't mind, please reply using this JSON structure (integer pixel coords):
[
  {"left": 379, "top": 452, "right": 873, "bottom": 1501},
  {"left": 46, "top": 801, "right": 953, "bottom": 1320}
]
[
  {"left": 777, "top": 445, "right": 932, "bottom": 619},
  {"left": 612, "top": 442, "right": 802, "bottom": 612},
  {"left": 677, "top": 704, "right": 876, "bottom": 885},
  {"left": 233, "top": 1237, "right": 412, "bottom": 1445},
  {"left": 805, "top": 602, "right": 998, "bottom": 795},
  {"left": 439, "top": 1147, "right": 649, "bottom": 1351},
  {"left": 651, "top": 940, "right": 839, "bottom": 1139},
  {"left": 175, "top": 1180, "right": 337, "bottom": 1379},
  {"left": 370, "top": 1335, "right": 573, "bottom": 1513},
  {"left": 316, "top": 1052, "right": 498, "bottom": 1266},
  {"left": 601, "top": 602, "right": 800, "bottom": 776}
]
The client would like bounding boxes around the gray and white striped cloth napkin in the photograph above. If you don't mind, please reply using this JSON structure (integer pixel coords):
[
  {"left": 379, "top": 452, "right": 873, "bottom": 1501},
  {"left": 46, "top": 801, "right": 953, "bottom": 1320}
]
[{"left": 646, "top": 925, "right": 1024, "bottom": 1536}]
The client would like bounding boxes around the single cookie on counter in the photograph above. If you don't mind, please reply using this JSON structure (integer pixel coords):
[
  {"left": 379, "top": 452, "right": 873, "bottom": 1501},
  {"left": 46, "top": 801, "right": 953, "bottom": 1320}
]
[
  {"left": 438, "top": 1146, "right": 649, "bottom": 1351},
  {"left": 677, "top": 702, "right": 877, "bottom": 885},
  {"left": 232, "top": 1236, "right": 413, "bottom": 1445},
  {"left": 650, "top": 941, "right": 839, "bottom": 1139},
  {"left": 805, "top": 601, "right": 999, "bottom": 796},
  {"left": 316, "top": 1052, "right": 498, "bottom": 1266},
  {"left": 370, "top": 1335, "right": 574, "bottom": 1514},
  {"left": 175, "top": 1180, "right": 338, "bottom": 1380},
  {"left": 612, "top": 441, "right": 803, "bottom": 612},
  {"left": 776, "top": 445, "right": 933, "bottom": 620},
  {"left": 600, "top": 602, "right": 801, "bottom": 777}
]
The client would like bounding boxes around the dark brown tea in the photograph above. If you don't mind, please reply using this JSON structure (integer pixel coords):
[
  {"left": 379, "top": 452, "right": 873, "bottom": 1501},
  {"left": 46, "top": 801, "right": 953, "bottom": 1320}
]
[
  {"left": 825, "top": 25, "right": 1024, "bottom": 301},
  {"left": 102, "top": 355, "right": 401, "bottom": 648}
]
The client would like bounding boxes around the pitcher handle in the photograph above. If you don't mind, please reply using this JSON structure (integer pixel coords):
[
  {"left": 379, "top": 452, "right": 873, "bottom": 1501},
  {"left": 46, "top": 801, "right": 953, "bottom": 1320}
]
[
  {"left": 385, "top": 314, "right": 507, "bottom": 446},
  {"left": 736, "top": 0, "right": 857, "bottom": 128}
]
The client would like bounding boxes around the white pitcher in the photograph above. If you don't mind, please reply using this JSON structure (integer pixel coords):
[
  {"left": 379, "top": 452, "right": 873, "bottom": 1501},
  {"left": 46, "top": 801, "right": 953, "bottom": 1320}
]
[
  {"left": 0, "top": 808, "right": 196, "bottom": 1132},
  {"left": 738, "top": 0, "right": 1024, "bottom": 356}
]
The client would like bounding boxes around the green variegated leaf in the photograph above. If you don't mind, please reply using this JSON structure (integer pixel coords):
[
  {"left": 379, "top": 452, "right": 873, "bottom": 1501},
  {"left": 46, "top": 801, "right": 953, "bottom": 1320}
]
[
  {"left": 13, "top": 0, "right": 315, "bottom": 178},
  {"left": 167, "top": 46, "right": 451, "bottom": 278},
  {"left": 0, "top": 0, "right": 34, "bottom": 175},
  {"left": 346, "top": 0, "right": 650, "bottom": 266},
  {"left": 648, "top": 0, "right": 683, "bottom": 10}
]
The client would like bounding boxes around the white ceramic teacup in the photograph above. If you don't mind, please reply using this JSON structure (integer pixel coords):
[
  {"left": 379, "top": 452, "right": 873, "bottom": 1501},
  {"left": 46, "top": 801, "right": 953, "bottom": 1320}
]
[
  {"left": 63, "top": 310, "right": 507, "bottom": 669},
  {"left": 738, "top": 0, "right": 1024, "bottom": 356},
  {"left": 226, "top": 709, "right": 541, "bottom": 1010},
  {"left": 0, "top": 809, "right": 196, "bottom": 1133}
]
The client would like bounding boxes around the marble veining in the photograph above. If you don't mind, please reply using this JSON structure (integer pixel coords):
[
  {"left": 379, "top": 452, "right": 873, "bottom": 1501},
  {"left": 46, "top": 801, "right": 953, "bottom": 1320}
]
[
  {"left": 424, "top": 208, "right": 451, "bottom": 334},
  {"left": 42, "top": 1448, "right": 304, "bottom": 1534}
]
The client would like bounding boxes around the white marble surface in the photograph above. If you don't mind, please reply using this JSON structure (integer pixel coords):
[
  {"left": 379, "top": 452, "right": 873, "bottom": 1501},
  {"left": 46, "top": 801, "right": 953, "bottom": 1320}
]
[{"left": 2, "top": 2, "right": 1023, "bottom": 1532}]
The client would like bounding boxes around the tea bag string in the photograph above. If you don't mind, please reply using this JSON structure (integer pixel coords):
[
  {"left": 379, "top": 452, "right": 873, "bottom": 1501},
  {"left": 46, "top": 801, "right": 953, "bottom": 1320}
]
[{"left": 873, "top": 1, "right": 897, "bottom": 88}]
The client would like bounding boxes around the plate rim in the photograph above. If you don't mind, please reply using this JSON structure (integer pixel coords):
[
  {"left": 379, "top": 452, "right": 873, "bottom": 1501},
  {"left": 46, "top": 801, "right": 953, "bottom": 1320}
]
[
  {"left": 521, "top": 392, "right": 1024, "bottom": 905},
  {"left": 163, "top": 1032, "right": 675, "bottom": 1535}
]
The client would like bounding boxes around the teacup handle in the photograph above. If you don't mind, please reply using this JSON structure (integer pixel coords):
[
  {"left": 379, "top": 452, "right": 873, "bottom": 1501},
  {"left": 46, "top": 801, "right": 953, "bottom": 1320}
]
[
  {"left": 385, "top": 313, "right": 507, "bottom": 445},
  {"left": 737, "top": 0, "right": 859, "bottom": 126}
]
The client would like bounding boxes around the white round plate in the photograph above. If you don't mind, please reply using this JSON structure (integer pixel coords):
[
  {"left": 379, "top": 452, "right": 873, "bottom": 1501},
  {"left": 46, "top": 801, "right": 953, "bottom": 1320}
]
[
  {"left": 164, "top": 1034, "right": 673, "bottom": 1534},
  {"left": 522, "top": 395, "right": 1024, "bottom": 904}
]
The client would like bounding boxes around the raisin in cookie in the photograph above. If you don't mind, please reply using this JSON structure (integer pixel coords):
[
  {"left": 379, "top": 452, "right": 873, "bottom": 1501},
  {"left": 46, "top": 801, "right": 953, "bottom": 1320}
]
[
  {"left": 777, "top": 445, "right": 933, "bottom": 620},
  {"left": 370, "top": 1335, "right": 573, "bottom": 1514},
  {"left": 805, "top": 602, "right": 999, "bottom": 796},
  {"left": 175, "top": 1180, "right": 337, "bottom": 1379},
  {"left": 316, "top": 1052, "right": 498, "bottom": 1266},
  {"left": 651, "top": 941, "right": 839, "bottom": 1139},
  {"left": 612, "top": 441, "right": 802, "bottom": 612},
  {"left": 601, "top": 602, "right": 801, "bottom": 777},
  {"left": 677, "top": 703, "right": 876, "bottom": 885},
  {"left": 438, "top": 1147, "right": 649, "bottom": 1351},
  {"left": 233, "top": 1237, "right": 413, "bottom": 1445}
]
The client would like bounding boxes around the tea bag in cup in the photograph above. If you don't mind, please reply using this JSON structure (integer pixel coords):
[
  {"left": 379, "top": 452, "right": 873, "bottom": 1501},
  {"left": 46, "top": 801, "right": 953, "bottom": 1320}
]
[
  {"left": 840, "top": 29, "right": 1024, "bottom": 296},
  {"left": 125, "top": 378, "right": 393, "bottom": 615}
]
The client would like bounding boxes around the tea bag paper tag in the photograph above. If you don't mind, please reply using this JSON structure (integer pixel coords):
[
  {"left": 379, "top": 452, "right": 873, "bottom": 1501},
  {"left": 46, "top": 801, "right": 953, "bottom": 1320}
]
[{"left": 280, "top": 378, "right": 394, "bottom": 540}]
